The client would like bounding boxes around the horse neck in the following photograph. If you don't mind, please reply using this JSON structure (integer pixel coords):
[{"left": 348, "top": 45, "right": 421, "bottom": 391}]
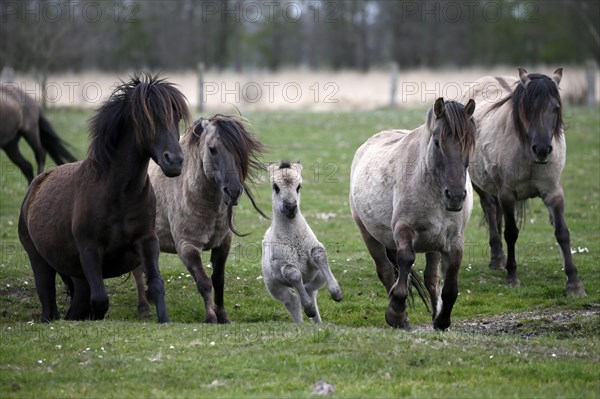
[{"left": 107, "top": 134, "right": 150, "bottom": 193}]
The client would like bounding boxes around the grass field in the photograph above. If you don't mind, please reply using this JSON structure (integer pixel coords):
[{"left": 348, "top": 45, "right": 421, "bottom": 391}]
[{"left": 1, "top": 106, "right": 599, "bottom": 398}]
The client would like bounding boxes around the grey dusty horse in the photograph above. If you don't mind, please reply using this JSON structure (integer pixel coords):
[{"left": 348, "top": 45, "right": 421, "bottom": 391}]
[
  {"left": 462, "top": 68, "right": 586, "bottom": 297},
  {"left": 350, "top": 98, "right": 476, "bottom": 330},
  {"left": 133, "top": 115, "right": 266, "bottom": 322},
  {"left": 262, "top": 162, "right": 343, "bottom": 323},
  {"left": 0, "top": 84, "right": 76, "bottom": 183}
]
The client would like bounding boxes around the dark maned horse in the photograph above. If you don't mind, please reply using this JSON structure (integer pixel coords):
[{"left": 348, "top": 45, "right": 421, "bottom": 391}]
[
  {"left": 19, "top": 74, "right": 190, "bottom": 323},
  {"left": 350, "top": 98, "right": 476, "bottom": 330},
  {"left": 463, "top": 68, "right": 586, "bottom": 296},
  {"left": 0, "top": 84, "right": 76, "bottom": 183},
  {"left": 133, "top": 115, "right": 266, "bottom": 323}
]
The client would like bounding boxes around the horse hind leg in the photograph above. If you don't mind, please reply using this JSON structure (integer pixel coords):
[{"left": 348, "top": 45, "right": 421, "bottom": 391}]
[
  {"left": 132, "top": 266, "right": 152, "bottom": 319},
  {"left": 267, "top": 283, "right": 304, "bottom": 323},
  {"left": 424, "top": 252, "right": 441, "bottom": 322},
  {"left": 280, "top": 264, "right": 317, "bottom": 319},
  {"left": 353, "top": 214, "right": 396, "bottom": 292},
  {"left": 3, "top": 136, "right": 34, "bottom": 183},
  {"left": 64, "top": 277, "right": 91, "bottom": 320},
  {"left": 500, "top": 197, "right": 520, "bottom": 286},
  {"left": 23, "top": 126, "right": 46, "bottom": 175},
  {"left": 473, "top": 184, "right": 506, "bottom": 270}
]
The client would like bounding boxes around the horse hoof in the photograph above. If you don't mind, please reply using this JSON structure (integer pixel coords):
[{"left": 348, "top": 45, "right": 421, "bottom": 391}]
[
  {"left": 216, "top": 310, "right": 231, "bottom": 324},
  {"left": 385, "top": 308, "right": 410, "bottom": 330},
  {"left": 506, "top": 277, "right": 521, "bottom": 286},
  {"left": 566, "top": 282, "right": 586, "bottom": 298},
  {"left": 331, "top": 289, "right": 343, "bottom": 302},
  {"left": 137, "top": 307, "right": 153, "bottom": 320},
  {"left": 488, "top": 256, "right": 506, "bottom": 270},
  {"left": 304, "top": 306, "right": 317, "bottom": 319},
  {"left": 433, "top": 317, "right": 451, "bottom": 331}
]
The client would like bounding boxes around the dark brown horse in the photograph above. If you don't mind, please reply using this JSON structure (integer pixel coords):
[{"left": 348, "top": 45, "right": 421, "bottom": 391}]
[
  {"left": 18, "top": 74, "right": 190, "bottom": 323},
  {"left": 0, "top": 84, "right": 77, "bottom": 183},
  {"left": 463, "top": 68, "right": 586, "bottom": 296}
]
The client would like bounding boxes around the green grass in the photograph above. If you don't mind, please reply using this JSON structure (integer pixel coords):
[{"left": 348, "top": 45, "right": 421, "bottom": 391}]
[{"left": 1, "top": 107, "right": 599, "bottom": 398}]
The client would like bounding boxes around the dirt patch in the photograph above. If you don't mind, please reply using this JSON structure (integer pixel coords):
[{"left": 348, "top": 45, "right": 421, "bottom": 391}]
[{"left": 453, "top": 307, "right": 600, "bottom": 339}]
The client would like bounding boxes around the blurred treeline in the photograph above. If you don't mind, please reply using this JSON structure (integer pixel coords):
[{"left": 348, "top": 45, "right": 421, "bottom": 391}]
[{"left": 1, "top": 0, "right": 598, "bottom": 73}]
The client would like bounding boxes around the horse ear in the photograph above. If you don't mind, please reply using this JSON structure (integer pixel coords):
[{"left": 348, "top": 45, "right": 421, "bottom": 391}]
[
  {"left": 465, "top": 99, "right": 476, "bottom": 117},
  {"left": 268, "top": 163, "right": 277, "bottom": 179},
  {"left": 434, "top": 97, "right": 445, "bottom": 118},
  {"left": 518, "top": 67, "right": 530, "bottom": 86},
  {"left": 553, "top": 68, "right": 563, "bottom": 86},
  {"left": 192, "top": 121, "right": 204, "bottom": 136},
  {"left": 292, "top": 163, "right": 303, "bottom": 173}
]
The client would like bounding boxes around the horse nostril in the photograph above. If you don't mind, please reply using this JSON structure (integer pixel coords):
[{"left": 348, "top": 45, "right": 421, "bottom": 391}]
[
  {"left": 531, "top": 145, "right": 537, "bottom": 154},
  {"left": 462, "top": 190, "right": 467, "bottom": 200},
  {"left": 444, "top": 189, "right": 451, "bottom": 199},
  {"left": 547, "top": 145, "right": 553, "bottom": 155},
  {"left": 164, "top": 152, "right": 171, "bottom": 163}
]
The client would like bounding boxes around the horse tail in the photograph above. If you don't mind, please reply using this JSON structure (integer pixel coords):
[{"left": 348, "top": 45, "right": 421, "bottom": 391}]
[
  {"left": 515, "top": 199, "right": 530, "bottom": 230},
  {"left": 408, "top": 268, "right": 431, "bottom": 314},
  {"left": 38, "top": 113, "right": 77, "bottom": 165}
]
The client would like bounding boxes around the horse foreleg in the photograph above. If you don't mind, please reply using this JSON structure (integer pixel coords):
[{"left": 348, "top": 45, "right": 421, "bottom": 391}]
[
  {"left": 543, "top": 193, "right": 586, "bottom": 297},
  {"left": 78, "top": 243, "right": 109, "bottom": 320},
  {"left": 178, "top": 242, "right": 216, "bottom": 323},
  {"left": 132, "top": 266, "right": 152, "bottom": 319},
  {"left": 434, "top": 249, "right": 463, "bottom": 331},
  {"left": 387, "top": 226, "right": 415, "bottom": 330},
  {"left": 3, "top": 137, "right": 34, "bottom": 183},
  {"left": 210, "top": 234, "right": 232, "bottom": 323},
  {"left": 424, "top": 252, "right": 441, "bottom": 321},
  {"left": 473, "top": 184, "right": 506, "bottom": 270},
  {"left": 500, "top": 197, "right": 520, "bottom": 286},
  {"left": 309, "top": 245, "right": 342, "bottom": 302},
  {"left": 140, "top": 235, "right": 169, "bottom": 323}
]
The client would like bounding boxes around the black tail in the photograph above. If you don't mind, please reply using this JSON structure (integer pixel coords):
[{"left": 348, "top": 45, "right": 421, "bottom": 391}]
[
  {"left": 38, "top": 113, "right": 77, "bottom": 165},
  {"left": 408, "top": 268, "right": 431, "bottom": 313}
]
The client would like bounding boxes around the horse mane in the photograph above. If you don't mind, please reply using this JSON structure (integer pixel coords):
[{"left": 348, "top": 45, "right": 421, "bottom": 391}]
[
  {"left": 430, "top": 100, "right": 476, "bottom": 157},
  {"left": 492, "top": 74, "right": 563, "bottom": 144},
  {"left": 87, "top": 73, "right": 190, "bottom": 172},
  {"left": 188, "top": 114, "right": 268, "bottom": 235}
]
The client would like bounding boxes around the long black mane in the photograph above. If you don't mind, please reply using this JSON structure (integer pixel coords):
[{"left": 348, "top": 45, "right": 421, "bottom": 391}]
[
  {"left": 190, "top": 114, "right": 267, "bottom": 235},
  {"left": 88, "top": 73, "right": 190, "bottom": 172},
  {"left": 493, "top": 74, "right": 563, "bottom": 143}
]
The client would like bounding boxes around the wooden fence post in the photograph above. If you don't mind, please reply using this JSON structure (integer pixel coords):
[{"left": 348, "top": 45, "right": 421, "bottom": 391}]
[
  {"left": 197, "top": 62, "right": 205, "bottom": 113},
  {"left": 389, "top": 62, "right": 398, "bottom": 107},
  {"left": 586, "top": 60, "right": 597, "bottom": 107}
]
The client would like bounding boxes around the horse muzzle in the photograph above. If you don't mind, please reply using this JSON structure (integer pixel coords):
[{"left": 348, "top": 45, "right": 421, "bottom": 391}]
[
  {"left": 283, "top": 203, "right": 298, "bottom": 219},
  {"left": 531, "top": 144, "right": 552, "bottom": 164},
  {"left": 444, "top": 188, "right": 466, "bottom": 212},
  {"left": 158, "top": 150, "right": 184, "bottom": 177},
  {"left": 223, "top": 186, "right": 242, "bottom": 206}
]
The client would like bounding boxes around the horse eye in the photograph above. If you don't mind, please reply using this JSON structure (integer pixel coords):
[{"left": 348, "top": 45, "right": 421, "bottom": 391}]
[
  {"left": 209, "top": 146, "right": 217, "bottom": 155},
  {"left": 273, "top": 183, "right": 280, "bottom": 194},
  {"left": 296, "top": 185, "right": 302, "bottom": 192},
  {"left": 434, "top": 140, "right": 440, "bottom": 147}
]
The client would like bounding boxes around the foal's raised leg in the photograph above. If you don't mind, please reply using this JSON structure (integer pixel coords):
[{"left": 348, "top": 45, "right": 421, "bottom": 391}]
[
  {"left": 386, "top": 226, "right": 415, "bottom": 330},
  {"left": 543, "top": 192, "right": 586, "bottom": 297},
  {"left": 132, "top": 266, "right": 152, "bottom": 319},
  {"left": 3, "top": 137, "right": 34, "bottom": 183},
  {"left": 210, "top": 234, "right": 232, "bottom": 323},
  {"left": 424, "top": 252, "right": 441, "bottom": 322},
  {"left": 267, "top": 284, "right": 303, "bottom": 323},
  {"left": 434, "top": 248, "right": 463, "bottom": 331},
  {"left": 309, "top": 245, "right": 342, "bottom": 302},
  {"left": 473, "top": 184, "right": 506, "bottom": 270},
  {"left": 500, "top": 197, "right": 520, "bottom": 286},
  {"left": 177, "top": 242, "right": 217, "bottom": 323}
]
